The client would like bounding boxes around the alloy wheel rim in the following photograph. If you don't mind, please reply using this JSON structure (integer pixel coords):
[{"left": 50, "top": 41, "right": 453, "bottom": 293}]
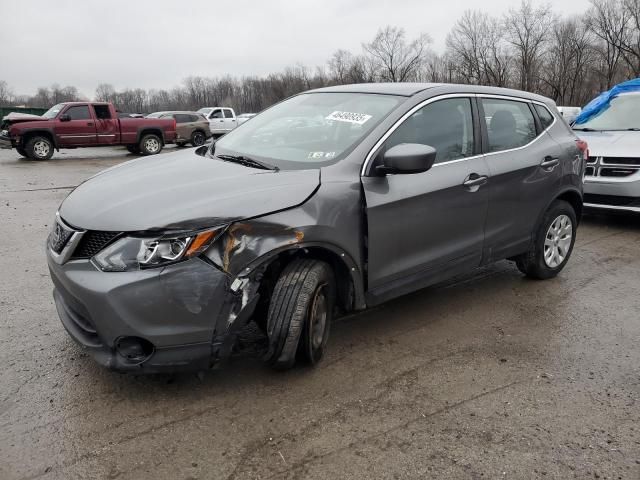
[
  {"left": 544, "top": 214, "right": 572, "bottom": 268},
  {"left": 145, "top": 138, "right": 160, "bottom": 153},
  {"left": 34, "top": 141, "right": 50, "bottom": 157},
  {"left": 309, "top": 285, "right": 328, "bottom": 350},
  {"left": 194, "top": 133, "right": 204, "bottom": 145}
]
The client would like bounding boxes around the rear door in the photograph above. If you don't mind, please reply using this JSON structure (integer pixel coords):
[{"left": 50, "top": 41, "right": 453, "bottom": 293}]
[
  {"left": 92, "top": 104, "right": 119, "bottom": 145},
  {"left": 223, "top": 108, "right": 236, "bottom": 131},
  {"left": 362, "top": 96, "right": 490, "bottom": 302},
  {"left": 479, "top": 96, "right": 564, "bottom": 260},
  {"left": 55, "top": 105, "right": 97, "bottom": 146},
  {"left": 173, "top": 113, "right": 192, "bottom": 142}
]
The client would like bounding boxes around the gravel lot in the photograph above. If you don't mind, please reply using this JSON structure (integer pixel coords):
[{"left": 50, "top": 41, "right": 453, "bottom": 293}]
[{"left": 1, "top": 146, "right": 639, "bottom": 480}]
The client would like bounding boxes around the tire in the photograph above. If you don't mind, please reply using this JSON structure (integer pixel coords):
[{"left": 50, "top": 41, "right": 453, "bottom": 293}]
[
  {"left": 264, "top": 259, "right": 334, "bottom": 370},
  {"left": 25, "top": 136, "right": 54, "bottom": 160},
  {"left": 515, "top": 200, "right": 577, "bottom": 280},
  {"left": 138, "top": 134, "right": 163, "bottom": 155},
  {"left": 190, "top": 130, "right": 206, "bottom": 147},
  {"left": 125, "top": 145, "right": 140, "bottom": 154},
  {"left": 16, "top": 146, "right": 27, "bottom": 158},
  {"left": 176, "top": 142, "right": 186, "bottom": 148}
]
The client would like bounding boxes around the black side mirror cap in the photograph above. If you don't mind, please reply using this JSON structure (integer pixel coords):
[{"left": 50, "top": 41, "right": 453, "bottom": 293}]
[
  {"left": 377, "top": 143, "right": 437, "bottom": 175},
  {"left": 195, "top": 145, "right": 208, "bottom": 157},
  {"left": 59, "top": 114, "right": 71, "bottom": 122}
]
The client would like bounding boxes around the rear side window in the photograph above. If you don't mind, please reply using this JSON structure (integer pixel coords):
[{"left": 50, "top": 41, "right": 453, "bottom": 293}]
[
  {"left": 93, "top": 105, "right": 112, "bottom": 119},
  {"left": 190, "top": 114, "right": 202, "bottom": 122},
  {"left": 65, "top": 106, "right": 91, "bottom": 120},
  {"left": 482, "top": 98, "right": 536, "bottom": 152},
  {"left": 223, "top": 109, "right": 234, "bottom": 118},
  {"left": 385, "top": 97, "right": 475, "bottom": 163},
  {"left": 534, "top": 104, "right": 555, "bottom": 130},
  {"left": 174, "top": 114, "right": 191, "bottom": 123}
]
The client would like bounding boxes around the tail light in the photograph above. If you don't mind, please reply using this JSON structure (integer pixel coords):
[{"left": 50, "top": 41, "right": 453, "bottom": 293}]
[
  {"left": 173, "top": 118, "right": 177, "bottom": 131},
  {"left": 576, "top": 139, "right": 589, "bottom": 161}
]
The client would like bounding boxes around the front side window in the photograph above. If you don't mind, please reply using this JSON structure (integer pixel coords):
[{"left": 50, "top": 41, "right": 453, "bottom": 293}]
[
  {"left": 534, "top": 104, "right": 554, "bottom": 130},
  {"left": 210, "top": 109, "right": 223, "bottom": 119},
  {"left": 573, "top": 93, "right": 640, "bottom": 130},
  {"left": 65, "top": 106, "right": 91, "bottom": 120},
  {"left": 385, "top": 97, "right": 475, "bottom": 163},
  {"left": 482, "top": 98, "right": 536, "bottom": 152},
  {"left": 214, "top": 92, "right": 403, "bottom": 170}
]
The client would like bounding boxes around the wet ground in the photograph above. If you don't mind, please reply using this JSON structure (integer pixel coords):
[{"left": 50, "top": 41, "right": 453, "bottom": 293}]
[{"left": 1, "top": 146, "right": 639, "bottom": 480}]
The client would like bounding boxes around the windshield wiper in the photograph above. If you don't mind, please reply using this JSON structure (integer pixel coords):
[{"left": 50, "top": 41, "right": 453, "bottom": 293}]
[
  {"left": 215, "top": 154, "right": 279, "bottom": 171},
  {"left": 626, "top": 128, "right": 640, "bottom": 131},
  {"left": 573, "top": 127, "right": 597, "bottom": 131}
]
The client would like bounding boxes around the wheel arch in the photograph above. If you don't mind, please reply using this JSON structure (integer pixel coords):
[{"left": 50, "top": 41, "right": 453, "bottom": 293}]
[
  {"left": 244, "top": 243, "right": 366, "bottom": 316},
  {"left": 136, "top": 127, "right": 164, "bottom": 144},
  {"left": 20, "top": 128, "right": 58, "bottom": 149}
]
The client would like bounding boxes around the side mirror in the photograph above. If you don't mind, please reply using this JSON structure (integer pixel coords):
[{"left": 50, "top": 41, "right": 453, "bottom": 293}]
[
  {"left": 59, "top": 114, "right": 71, "bottom": 122},
  {"left": 195, "top": 145, "right": 209, "bottom": 157},
  {"left": 376, "top": 143, "right": 437, "bottom": 175}
]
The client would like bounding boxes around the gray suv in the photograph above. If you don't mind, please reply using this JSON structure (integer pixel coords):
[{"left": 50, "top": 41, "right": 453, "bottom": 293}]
[{"left": 47, "top": 83, "right": 586, "bottom": 373}]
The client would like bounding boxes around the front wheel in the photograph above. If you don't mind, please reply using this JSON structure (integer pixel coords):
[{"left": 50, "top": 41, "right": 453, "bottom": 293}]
[
  {"left": 264, "top": 259, "right": 334, "bottom": 370},
  {"left": 515, "top": 200, "right": 577, "bottom": 279},
  {"left": 25, "top": 136, "right": 54, "bottom": 160},
  {"left": 138, "top": 134, "right": 163, "bottom": 155}
]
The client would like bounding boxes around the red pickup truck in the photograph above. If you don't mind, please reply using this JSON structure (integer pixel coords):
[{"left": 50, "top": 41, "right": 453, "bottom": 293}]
[{"left": 0, "top": 102, "right": 177, "bottom": 160}]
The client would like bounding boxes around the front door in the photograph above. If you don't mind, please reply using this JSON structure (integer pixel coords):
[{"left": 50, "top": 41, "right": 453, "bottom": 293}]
[
  {"left": 55, "top": 105, "right": 97, "bottom": 146},
  {"left": 362, "top": 96, "right": 490, "bottom": 303}
]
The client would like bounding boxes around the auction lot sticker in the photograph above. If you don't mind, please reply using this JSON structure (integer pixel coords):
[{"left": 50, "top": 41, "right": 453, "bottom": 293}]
[{"left": 326, "top": 111, "right": 372, "bottom": 125}]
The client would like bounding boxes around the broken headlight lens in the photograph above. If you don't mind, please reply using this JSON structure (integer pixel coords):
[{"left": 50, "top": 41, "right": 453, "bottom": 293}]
[{"left": 92, "top": 227, "right": 224, "bottom": 272}]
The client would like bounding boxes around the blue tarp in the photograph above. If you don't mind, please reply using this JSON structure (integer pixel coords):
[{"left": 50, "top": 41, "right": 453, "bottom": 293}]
[{"left": 574, "top": 78, "right": 640, "bottom": 125}]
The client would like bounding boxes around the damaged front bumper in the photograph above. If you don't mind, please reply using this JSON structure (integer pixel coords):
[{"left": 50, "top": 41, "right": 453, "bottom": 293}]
[
  {"left": 0, "top": 130, "right": 13, "bottom": 149},
  {"left": 47, "top": 252, "right": 260, "bottom": 373}
]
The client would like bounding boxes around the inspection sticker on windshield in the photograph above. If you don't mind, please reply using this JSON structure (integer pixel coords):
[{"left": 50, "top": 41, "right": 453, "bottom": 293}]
[{"left": 326, "top": 111, "right": 372, "bottom": 125}]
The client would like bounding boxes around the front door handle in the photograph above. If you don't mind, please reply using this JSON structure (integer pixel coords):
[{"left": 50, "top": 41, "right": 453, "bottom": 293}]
[
  {"left": 463, "top": 174, "right": 488, "bottom": 189},
  {"left": 541, "top": 156, "right": 560, "bottom": 169}
]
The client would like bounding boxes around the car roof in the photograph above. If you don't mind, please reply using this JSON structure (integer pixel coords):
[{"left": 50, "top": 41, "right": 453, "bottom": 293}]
[{"left": 307, "top": 82, "right": 554, "bottom": 104}]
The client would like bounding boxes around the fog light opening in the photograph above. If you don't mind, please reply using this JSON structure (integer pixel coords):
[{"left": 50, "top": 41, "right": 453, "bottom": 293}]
[{"left": 115, "top": 336, "right": 155, "bottom": 364}]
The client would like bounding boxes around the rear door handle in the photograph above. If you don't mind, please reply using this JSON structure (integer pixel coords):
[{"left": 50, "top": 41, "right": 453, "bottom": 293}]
[
  {"left": 541, "top": 156, "right": 560, "bottom": 169},
  {"left": 463, "top": 174, "right": 488, "bottom": 189}
]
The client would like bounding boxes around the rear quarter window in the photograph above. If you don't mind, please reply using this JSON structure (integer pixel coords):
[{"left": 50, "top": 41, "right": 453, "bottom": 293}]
[{"left": 534, "top": 104, "right": 555, "bottom": 130}]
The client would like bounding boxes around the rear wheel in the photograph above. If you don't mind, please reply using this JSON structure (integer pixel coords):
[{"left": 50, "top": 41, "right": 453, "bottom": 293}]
[
  {"left": 25, "top": 136, "right": 54, "bottom": 160},
  {"left": 191, "top": 130, "right": 206, "bottom": 147},
  {"left": 264, "top": 259, "right": 334, "bottom": 370},
  {"left": 515, "top": 200, "right": 577, "bottom": 279},
  {"left": 138, "top": 134, "right": 162, "bottom": 155}
]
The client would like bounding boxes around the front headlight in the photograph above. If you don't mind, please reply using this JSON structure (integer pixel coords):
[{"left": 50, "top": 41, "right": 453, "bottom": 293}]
[{"left": 92, "top": 227, "right": 224, "bottom": 272}]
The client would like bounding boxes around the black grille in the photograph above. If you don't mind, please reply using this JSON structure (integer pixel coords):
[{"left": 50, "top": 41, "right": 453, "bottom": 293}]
[
  {"left": 600, "top": 167, "right": 636, "bottom": 177},
  {"left": 72, "top": 231, "right": 121, "bottom": 258},
  {"left": 584, "top": 194, "right": 640, "bottom": 207},
  {"left": 49, "top": 222, "right": 74, "bottom": 254},
  {"left": 585, "top": 166, "right": 595, "bottom": 176},
  {"left": 587, "top": 156, "right": 598, "bottom": 165},
  {"left": 601, "top": 157, "right": 640, "bottom": 166}
]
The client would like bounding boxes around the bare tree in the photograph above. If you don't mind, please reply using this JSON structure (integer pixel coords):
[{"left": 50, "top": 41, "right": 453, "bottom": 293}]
[
  {"left": 588, "top": 0, "right": 630, "bottom": 87},
  {"left": 446, "top": 10, "right": 511, "bottom": 86},
  {"left": 504, "top": 1, "right": 554, "bottom": 92},
  {"left": 363, "top": 26, "right": 432, "bottom": 82},
  {"left": 95, "top": 83, "right": 117, "bottom": 103},
  {"left": 0, "top": 80, "right": 14, "bottom": 105}
]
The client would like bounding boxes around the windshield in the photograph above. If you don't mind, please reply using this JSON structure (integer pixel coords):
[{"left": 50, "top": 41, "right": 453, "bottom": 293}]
[
  {"left": 214, "top": 92, "right": 403, "bottom": 169},
  {"left": 42, "top": 103, "right": 65, "bottom": 119},
  {"left": 573, "top": 94, "right": 640, "bottom": 130}
]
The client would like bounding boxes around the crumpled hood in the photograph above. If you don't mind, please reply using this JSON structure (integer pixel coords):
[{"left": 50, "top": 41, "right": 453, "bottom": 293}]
[
  {"left": 59, "top": 149, "right": 320, "bottom": 232},
  {"left": 2, "top": 112, "right": 46, "bottom": 125},
  {"left": 574, "top": 130, "right": 640, "bottom": 157}
]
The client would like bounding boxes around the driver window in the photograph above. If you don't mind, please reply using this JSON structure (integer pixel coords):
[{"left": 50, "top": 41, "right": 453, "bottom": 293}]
[
  {"left": 385, "top": 98, "right": 475, "bottom": 163},
  {"left": 210, "top": 109, "right": 223, "bottom": 119}
]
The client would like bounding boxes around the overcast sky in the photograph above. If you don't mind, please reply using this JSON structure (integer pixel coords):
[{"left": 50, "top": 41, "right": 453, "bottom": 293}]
[{"left": 1, "top": 0, "right": 590, "bottom": 97}]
